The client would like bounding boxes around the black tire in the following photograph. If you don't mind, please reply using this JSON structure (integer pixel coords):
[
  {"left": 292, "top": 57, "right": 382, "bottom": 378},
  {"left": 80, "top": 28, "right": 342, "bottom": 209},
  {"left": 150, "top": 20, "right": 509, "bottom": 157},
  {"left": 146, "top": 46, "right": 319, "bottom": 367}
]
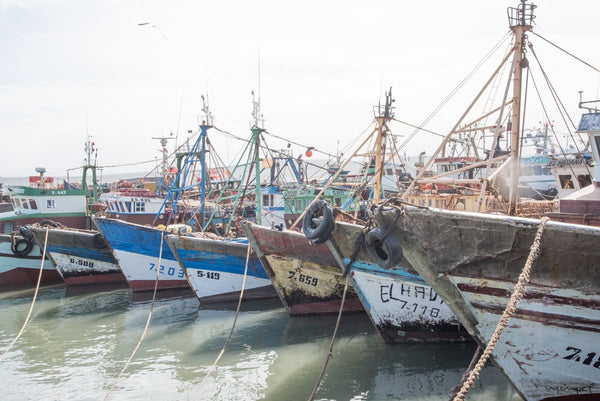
[
  {"left": 39, "top": 219, "right": 60, "bottom": 228},
  {"left": 19, "top": 226, "right": 33, "bottom": 241},
  {"left": 12, "top": 238, "right": 33, "bottom": 257},
  {"left": 92, "top": 233, "right": 107, "bottom": 249},
  {"left": 302, "top": 200, "right": 334, "bottom": 244},
  {"left": 365, "top": 227, "right": 403, "bottom": 269}
]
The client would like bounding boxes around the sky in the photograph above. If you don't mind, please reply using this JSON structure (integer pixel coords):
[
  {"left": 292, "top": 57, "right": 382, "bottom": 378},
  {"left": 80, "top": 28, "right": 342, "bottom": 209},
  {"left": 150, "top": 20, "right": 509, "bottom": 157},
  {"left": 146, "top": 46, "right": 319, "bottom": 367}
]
[{"left": 1, "top": 0, "right": 599, "bottom": 181}]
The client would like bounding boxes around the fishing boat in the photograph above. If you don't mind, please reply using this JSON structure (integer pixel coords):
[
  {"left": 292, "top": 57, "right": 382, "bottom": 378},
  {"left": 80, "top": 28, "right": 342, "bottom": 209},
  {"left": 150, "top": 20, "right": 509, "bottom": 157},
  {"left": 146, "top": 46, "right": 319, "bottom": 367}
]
[
  {"left": 0, "top": 167, "right": 89, "bottom": 234},
  {"left": 26, "top": 224, "right": 124, "bottom": 286},
  {"left": 95, "top": 96, "right": 277, "bottom": 293},
  {"left": 166, "top": 93, "right": 300, "bottom": 302},
  {"left": 243, "top": 90, "right": 468, "bottom": 336},
  {"left": 349, "top": 2, "right": 600, "bottom": 399},
  {"left": 0, "top": 231, "right": 61, "bottom": 291}
]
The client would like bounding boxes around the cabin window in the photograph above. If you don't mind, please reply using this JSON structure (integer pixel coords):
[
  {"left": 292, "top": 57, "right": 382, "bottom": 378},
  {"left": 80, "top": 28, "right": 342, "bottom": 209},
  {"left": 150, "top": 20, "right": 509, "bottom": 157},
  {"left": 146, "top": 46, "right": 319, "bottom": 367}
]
[
  {"left": 296, "top": 199, "right": 302, "bottom": 211},
  {"left": 135, "top": 201, "right": 145, "bottom": 212},
  {"left": 4, "top": 221, "right": 13, "bottom": 233},
  {"left": 559, "top": 175, "right": 574, "bottom": 189},
  {"left": 22, "top": 200, "right": 29, "bottom": 209},
  {"left": 47, "top": 199, "right": 56, "bottom": 209},
  {"left": 263, "top": 194, "right": 271, "bottom": 207},
  {"left": 386, "top": 168, "right": 393, "bottom": 175},
  {"left": 29, "top": 199, "right": 38, "bottom": 210},
  {"left": 14, "top": 198, "right": 22, "bottom": 208},
  {"left": 334, "top": 197, "right": 341, "bottom": 207},
  {"left": 577, "top": 174, "right": 592, "bottom": 188}
]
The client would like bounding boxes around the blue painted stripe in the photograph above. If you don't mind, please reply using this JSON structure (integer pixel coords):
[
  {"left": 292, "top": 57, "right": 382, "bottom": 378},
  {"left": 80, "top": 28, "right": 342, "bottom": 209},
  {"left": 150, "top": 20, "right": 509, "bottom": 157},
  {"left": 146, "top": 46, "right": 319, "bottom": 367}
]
[
  {"left": 47, "top": 245, "right": 116, "bottom": 263},
  {"left": 178, "top": 249, "right": 268, "bottom": 279},
  {"left": 344, "top": 258, "right": 428, "bottom": 285},
  {"left": 95, "top": 219, "right": 176, "bottom": 260}
]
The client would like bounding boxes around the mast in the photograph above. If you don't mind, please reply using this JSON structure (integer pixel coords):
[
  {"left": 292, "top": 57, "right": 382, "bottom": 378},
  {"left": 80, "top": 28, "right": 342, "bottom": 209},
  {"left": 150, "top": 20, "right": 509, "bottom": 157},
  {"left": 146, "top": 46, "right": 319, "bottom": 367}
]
[
  {"left": 81, "top": 135, "right": 99, "bottom": 205},
  {"left": 251, "top": 90, "right": 264, "bottom": 225},
  {"left": 507, "top": 0, "right": 536, "bottom": 214},
  {"left": 199, "top": 95, "right": 213, "bottom": 226},
  {"left": 373, "top": 87, "right": 395, "bottom": 203}
]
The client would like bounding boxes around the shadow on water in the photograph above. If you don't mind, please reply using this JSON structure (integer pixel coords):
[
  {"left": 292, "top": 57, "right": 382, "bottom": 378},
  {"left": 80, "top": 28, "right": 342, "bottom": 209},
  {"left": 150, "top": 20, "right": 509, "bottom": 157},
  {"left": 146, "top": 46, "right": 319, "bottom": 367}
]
[{"left": 0, "top": 286, "right": 521, "bottom": 401}]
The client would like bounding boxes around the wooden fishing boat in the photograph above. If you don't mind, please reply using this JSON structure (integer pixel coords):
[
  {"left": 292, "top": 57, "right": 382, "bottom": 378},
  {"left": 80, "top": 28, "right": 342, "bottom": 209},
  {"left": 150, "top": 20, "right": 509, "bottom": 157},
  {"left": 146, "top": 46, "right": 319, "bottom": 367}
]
[
  {"left": 351, "top": 1, "right": 600, "bottom": 398},
  {"left": 0, "top": 232, "right": 61, "bottom": 291},
  {"left": 26, "top": 225, "right": 125, "bottom": 286}
]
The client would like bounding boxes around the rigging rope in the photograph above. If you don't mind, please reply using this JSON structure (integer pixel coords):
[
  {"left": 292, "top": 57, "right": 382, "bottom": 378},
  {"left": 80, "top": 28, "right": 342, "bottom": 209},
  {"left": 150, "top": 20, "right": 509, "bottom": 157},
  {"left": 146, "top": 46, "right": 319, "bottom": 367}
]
[
  {"left": 194, "top": 243, "right": 251, "bottom": 391},
  {"left": 104, "top": 229, "right": 165, "bottom": 401},
  {"left": 307, "top": 275, "right": 350, "bottom": 401},
  {"left": 452, "top": 216, "right": 550, "bottom": 401},
  {"left": 0, "top": 227, "right": 49, "bottom": 362},
  {"left": 531, "top": 32, "right": 600, "bottom": 73}
]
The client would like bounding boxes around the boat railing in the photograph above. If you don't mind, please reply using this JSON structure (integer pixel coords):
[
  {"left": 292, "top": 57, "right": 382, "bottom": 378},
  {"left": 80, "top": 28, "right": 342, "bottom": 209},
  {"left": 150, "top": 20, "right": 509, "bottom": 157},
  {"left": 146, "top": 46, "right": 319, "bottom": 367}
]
[{"left": 507, "top": 1, "right": 536, "bottom": 28}]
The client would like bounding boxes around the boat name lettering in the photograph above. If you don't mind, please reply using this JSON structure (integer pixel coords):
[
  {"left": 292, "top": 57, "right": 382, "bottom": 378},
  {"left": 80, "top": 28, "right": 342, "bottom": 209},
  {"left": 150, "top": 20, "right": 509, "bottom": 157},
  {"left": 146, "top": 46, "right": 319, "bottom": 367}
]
[
  {"left": 50, "top": 190, "right": 67, "bottom": 195},
  {"left": 148, "top": 262, "right": 184, "bottom": 278},
  {"left": 196, "top": 270, "right": 220, "bottom": 280},
  {"left": 69, "top": 258, "right": 94, "bottom": 268},
  {"left": 544, "top": 383, "right": 595, "bottom": 394},
  {"left": 380, "top": 283, "right": 442, "bottom": 303},
  {"left": 287, "top": 270, "right": 318, "bottom": 287},
  {"left": 562, "top": 346, "right": 600, "bottom": 369}
]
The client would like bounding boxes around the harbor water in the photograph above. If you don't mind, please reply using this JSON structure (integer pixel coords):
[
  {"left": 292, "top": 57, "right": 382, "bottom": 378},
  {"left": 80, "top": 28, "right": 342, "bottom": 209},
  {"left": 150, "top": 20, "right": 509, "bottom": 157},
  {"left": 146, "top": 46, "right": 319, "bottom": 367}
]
[{"left": 0, "top": 285, "right": 522, "bottom": 401}]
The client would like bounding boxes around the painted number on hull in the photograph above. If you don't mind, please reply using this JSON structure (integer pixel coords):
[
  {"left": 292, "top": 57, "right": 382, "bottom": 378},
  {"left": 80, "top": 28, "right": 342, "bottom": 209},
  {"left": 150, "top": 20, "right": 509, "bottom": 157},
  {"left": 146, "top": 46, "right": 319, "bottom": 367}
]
[
  {"left": 148, "top": 263, "right": 184, "bottom": 278},
  {"left": 69, "top": 258, "right": 94, "bottom": 268},
  {"left": 288, "top": 271, "right": 318, "bottom": 287},
  {"left": 563, "top": 346, "right": 600, "bottom": 369},
  {"left": 196, "top": 271, "right": 220, "bottom": 280}
]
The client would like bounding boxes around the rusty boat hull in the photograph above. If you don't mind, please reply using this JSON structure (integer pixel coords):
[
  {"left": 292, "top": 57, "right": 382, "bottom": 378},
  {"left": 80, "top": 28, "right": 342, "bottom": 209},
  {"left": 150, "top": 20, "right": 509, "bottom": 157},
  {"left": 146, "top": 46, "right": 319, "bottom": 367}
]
[
  {"left": 243, "top": 222, "right": 364, "bottom": 316},
  {"left": 372, "top": 205, "right": 600, "bottom": 400},
  {"left": 28, "top": 226, "right": 126, "bottom": 286},
  {"left": 328, "top": 221, "right": 469, "bottom": 343}
]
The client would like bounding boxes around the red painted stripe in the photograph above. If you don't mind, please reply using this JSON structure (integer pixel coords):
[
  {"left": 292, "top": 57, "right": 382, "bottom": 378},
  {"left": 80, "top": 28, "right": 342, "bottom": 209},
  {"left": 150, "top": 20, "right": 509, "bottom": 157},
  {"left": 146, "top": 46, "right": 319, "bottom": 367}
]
[
  {"left": 128, "top": 279, "right": 190, "bottom": 292},
  {"left": 64, "top": 272, "right": 127, "bottom": 286},
  {"left": 456, "top": 282, "right": 600, "bottom": 309}
]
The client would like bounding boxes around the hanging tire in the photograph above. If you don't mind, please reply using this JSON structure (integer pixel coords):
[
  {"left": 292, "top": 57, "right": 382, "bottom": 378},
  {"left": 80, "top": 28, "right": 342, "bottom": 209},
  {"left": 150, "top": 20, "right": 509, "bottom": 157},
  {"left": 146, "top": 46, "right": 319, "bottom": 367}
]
[
  {"left": 12, "top": 238, "right": 33, "bottom": 257},
  {"left": 365, "top": 227, "right": 403, "bottom": 269},
  {"left": 92, "top": 233, "right": 107, "bottom": 249},
  {"left": 19, "top": 226, "right": 33, "bottom": 241},
  {"left": 40, "top": 219, "right": 60, "bottom": 228},
  {"left": 303, "top": 200, "right": 334, "bottom": 244}
]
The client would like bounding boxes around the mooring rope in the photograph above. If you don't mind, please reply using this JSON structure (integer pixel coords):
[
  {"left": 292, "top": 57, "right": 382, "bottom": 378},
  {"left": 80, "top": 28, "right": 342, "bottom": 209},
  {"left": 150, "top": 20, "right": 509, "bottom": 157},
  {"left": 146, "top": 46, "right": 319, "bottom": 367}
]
[
  {"left": 0, "top": 227, "right": 49, "bottom": 362},
  {"left": 452, "top": 216, "right": 549, "bottom": 401},
  {"left": 307, "top": 275, "right": 350, "bottom": 401},
  {"left": 193, "top": 242, "right": 251, "bottom": 393},
  {"left": 104, "top": 230, "right": 165, "bottom": 401}
]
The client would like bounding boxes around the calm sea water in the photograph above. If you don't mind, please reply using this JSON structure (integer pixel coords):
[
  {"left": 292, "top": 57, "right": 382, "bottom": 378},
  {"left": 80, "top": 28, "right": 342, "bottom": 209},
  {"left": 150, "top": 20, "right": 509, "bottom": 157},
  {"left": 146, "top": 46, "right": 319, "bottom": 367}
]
[{"left": 0, "top": 285, "right": 522, "bottom": 401}]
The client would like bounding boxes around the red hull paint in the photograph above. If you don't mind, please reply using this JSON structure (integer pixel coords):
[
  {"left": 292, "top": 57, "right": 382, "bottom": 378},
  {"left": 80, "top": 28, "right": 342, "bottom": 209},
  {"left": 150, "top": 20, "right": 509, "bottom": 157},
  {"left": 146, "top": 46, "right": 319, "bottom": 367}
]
[
  {"left": 0, "top": 267, "right": 63, "bottom": 291},
  {"left": 288, "top": 297, "right": 364, "bottom": 316},
  {"left": 198, "top": 285, "right": 278, "bottom": 304},
  {"left": 251, "top": 227, "right": 339, "bottom": 269},
  {"left": 64, "top": 271, "right": 127, "bottom": 286},
  {"left": 127, "top": 279, "right": 190, "bottom": 292}
]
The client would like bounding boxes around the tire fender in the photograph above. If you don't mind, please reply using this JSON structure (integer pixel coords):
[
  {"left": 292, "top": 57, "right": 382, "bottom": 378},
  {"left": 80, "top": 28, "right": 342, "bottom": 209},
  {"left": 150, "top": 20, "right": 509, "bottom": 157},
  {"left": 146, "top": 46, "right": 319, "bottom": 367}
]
[
  {"left": 365, "top": 227, "right": 403, "bottom": 269},
  {"left": 302, "top": 200, "right": 334, "bottom": 244}
]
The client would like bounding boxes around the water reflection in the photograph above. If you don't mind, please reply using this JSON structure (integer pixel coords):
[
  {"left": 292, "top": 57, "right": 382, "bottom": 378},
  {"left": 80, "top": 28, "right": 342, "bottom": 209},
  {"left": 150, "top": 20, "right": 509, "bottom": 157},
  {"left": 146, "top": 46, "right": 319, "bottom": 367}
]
[{"left": 0, "top": 287, "right": 521, "bottom": 401}]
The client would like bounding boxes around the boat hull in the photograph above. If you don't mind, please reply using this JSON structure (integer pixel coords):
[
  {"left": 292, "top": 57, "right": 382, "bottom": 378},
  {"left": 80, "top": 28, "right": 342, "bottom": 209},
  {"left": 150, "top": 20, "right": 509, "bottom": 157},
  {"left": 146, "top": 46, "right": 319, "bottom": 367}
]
[
  {"left": 0, "top": 233, "right": 62, "bottom": 291},
  {"left": 166, "top": 235, "right": 276, "bottom": 303},
  {"left": 28, "top": 227, "right": 126, "bottom": 286},
  {"left": 93, "top": 218, "right": 188, "bottom": 292},
  {"left": 326, "top": 221, "right": 469, "bottom": 343},
  {"left": 243, "top": 223, "right": 364, "bottom": 315},
  {"left": 372, "top": 205, "right": 600, "bottom": 400}
]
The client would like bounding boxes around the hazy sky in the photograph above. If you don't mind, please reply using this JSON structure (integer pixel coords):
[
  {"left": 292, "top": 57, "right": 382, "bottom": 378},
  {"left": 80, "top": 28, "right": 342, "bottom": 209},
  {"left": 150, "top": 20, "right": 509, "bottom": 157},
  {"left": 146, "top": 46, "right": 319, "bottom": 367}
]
[{"left": 1, "top": 0, "right": 599, "bottom": 180}]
